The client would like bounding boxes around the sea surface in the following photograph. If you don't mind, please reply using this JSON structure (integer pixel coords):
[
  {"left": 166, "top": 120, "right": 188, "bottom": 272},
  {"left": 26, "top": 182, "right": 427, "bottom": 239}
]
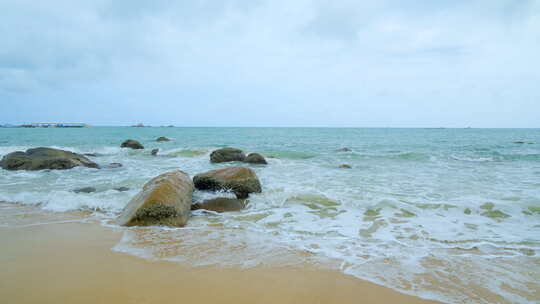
[{"left": 1, "top": 127, "right": 539, "bottom": 303}]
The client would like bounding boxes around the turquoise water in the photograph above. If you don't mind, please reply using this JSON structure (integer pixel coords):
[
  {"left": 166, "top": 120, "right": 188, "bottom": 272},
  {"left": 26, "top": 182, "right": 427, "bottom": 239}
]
[{"left": 1, "top": 127, "right": 539, "bottom": 303}]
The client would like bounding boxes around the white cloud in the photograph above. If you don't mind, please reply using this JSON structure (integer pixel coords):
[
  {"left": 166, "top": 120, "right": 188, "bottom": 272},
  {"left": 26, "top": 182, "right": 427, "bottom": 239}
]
[{"left": 1, "top": 0, "right": 539, "bottom": 126}]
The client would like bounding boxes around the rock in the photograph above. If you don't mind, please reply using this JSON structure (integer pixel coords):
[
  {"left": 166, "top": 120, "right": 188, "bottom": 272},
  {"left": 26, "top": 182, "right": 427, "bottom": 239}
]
[
  {"left": 151, "top": 148, "right": 159, "bottom": 156},
  {"left": 244, "top": 153, "right": 267, "bottom": 164},
  {"left": 83, "top": 153, "right": 102, "bottom": 157},
  {"left": 156, "top": 136, "right": 171, "bottom": 142},
  {"left": 116, "top": 170, "right": 194, "bottom": 227},
  {"left": 0, "top": 147, "right": 99, "bottom": 171},
  {"left": 193, "top": 166, "right": 262, "bottom": 199},
  {"left": 191, "top": 197, "right": 247, "bottom": 213},
  {"left": 514, "top": 141, "right": 526, "bottom": 144},
  {"left": 210, "top": 147, "right": 246, "bottom": 163},
  {"left": 73, "top": 187, "right": 96, "bottom": 193},
  {"left": 106, "top": 163, "right": 123, "bottom": 168},
  {"left": 114, "top": 187, "right": 130, "bottom": 192},
  {"left": 339, "top": 164, "right": 352, "bottom": 169},
  {"left": 336, "top": 147, "right": 352, "bottom": 152},
  {"left": 121, "top": 139, "right": 144, "bottom": 149}
]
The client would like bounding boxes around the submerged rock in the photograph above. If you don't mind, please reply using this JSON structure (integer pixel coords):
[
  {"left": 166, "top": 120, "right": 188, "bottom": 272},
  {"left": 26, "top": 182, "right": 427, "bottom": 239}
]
[
  {"left": 193, "top": 166, "right": 261, "bottom": 199},
  {"left": 116, "top": 170, "right": 194, "bottom": 227},
  {"left": 151, "top": 148, "right": 159, "bottom": 156},
  {"left": 156, "top": 136, "right": 171, "bottom": 142},
  {"left": 83, "top": 153, "right": 102, "bottom": 157},
  {"left": 73, "top": 186, "right": 97, "bottom": 194},
  {"left": 210, "top": 147, "right": 246, "bottom": 163},
  {"left": 121, "top": 139, "right": 144, "bottom": 150},
  {"left": 244, "top": 153, "right": 267, "bottom": 164},
  {"left": 114, "top": 187, "right": 130, "bottom": 192},
  {"left": 339, "top": 164, "right": 352, "bottom": 169},
  {"left": 514, "top": 141, "right": 526, "bottom": 144},
  {"left": 191, "top": 197, "right": 247, "bottom": 213},
  {"left": 0, "top": 147, "right": 99, "bottom": 171},
  {"left": 106, "top": 163, "right": 123, "bottom": 169},
  {"left": 336, "top": 147, "right": 352, "bottom": 152}
]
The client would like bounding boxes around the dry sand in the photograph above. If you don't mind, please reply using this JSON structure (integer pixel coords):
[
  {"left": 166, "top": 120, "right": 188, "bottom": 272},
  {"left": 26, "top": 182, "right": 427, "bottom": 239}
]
[{"left": 0, "top": 219, "right": 440, "bottom": 304}]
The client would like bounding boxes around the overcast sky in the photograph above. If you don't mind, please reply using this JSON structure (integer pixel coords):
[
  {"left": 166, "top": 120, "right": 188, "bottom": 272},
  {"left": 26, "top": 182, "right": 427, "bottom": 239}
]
[{"left": 1, "top": 0, "right": 539, "bottom": 127}]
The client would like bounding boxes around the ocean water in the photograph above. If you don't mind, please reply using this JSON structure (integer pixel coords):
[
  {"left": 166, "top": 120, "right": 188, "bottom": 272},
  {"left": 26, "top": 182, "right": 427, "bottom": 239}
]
[{"left": 1, "top": 127, "right": 539, "bottom": 303}]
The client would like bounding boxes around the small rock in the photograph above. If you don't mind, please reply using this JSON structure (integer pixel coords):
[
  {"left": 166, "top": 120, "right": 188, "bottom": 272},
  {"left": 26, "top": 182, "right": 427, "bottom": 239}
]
[
  {"left": 210, "top": 147, "right": 246, "bottom": 163},
  {"left": 191, "top": 197, "right": 247, "bottom": 213},
  {"left": 106, "top": 163, "right": 123, "bottom": 168},
  {"left": 156, "top": 136, "right": 171, "bottom": 142},
  {"left": 73, "top": 187, "right": 97, "bottom": 194},
  {"left": 151, "top": 148, "right": 159, "bottom": 156},
  {"left": 114, "top": 187, "right": 130, "bottom": 192},
  {"left": 121, "top": 139, "right": 144, "bottom": 150},
  {"left": 244, "top": 153, "right": 267, "bottom": 164},
  {"left": 336, "top": 147, "right": 352, "bottom": 152},
  {"left": 339, "top": 164, "right": 352, "bottom": 169},
  {"left": 514, "top": 141, "right": 526, "bottom": 144},
  {"left": 193, "top": 166, "right": 262, "bottom": 199}
]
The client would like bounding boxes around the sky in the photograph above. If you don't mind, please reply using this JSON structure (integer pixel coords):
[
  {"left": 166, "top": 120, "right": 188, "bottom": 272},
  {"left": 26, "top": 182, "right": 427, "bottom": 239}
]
[{"left": 1, "top": 0, "right": 539, "bottom": 127}]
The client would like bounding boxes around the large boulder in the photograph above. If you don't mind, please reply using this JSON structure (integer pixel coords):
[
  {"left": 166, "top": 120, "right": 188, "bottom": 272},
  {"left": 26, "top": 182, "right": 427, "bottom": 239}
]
[
  {"left": 193, "top": 166, "right": 261, "bottom": 199},
  {"left": 0, "top": 147, "right": 99, "bottom": 171},
  {"left": 244, "top": 153, "right": 267, "bottom": 164},
  {"left": 116, "top": 170, "right": 194, "bottom": 227},
  {"left": 191, "top": 197, "right": 247, "bottom": 213},
  {"left": 121, "top": 139, "right": 144, "bottom": 149},
  {"left": 210, "top": 147, "right": 246, "bottom": 163}
]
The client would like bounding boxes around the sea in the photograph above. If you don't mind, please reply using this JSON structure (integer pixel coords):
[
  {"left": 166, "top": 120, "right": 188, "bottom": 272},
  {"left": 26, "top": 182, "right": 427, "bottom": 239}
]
[{"left": 1, "top": 127, "right": 539, "bottom": 303}]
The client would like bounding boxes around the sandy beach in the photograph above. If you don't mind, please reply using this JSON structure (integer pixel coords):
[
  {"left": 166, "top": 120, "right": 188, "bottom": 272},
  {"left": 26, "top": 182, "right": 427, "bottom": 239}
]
[{"left": 0, "top": 210, "right": 439, "bottom": 304}]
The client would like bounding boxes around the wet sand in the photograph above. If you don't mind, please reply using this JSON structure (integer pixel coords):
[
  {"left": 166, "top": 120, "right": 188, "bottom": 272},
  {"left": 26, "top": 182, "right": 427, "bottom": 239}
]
[{"left": 0, "top": 219, "right": 440, "bottom": 304}]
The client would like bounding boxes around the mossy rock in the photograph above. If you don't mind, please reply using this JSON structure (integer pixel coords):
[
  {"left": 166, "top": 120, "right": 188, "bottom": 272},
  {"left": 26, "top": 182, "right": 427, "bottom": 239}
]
[{"left": 116, "top": 170, "right": 194, "bottom": 227}]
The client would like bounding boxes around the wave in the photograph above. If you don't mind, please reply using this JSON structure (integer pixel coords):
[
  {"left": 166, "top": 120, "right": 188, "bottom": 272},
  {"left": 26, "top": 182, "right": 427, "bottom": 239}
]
[{"left": 265, "top": 151, "right": 317, "bottom": 159}]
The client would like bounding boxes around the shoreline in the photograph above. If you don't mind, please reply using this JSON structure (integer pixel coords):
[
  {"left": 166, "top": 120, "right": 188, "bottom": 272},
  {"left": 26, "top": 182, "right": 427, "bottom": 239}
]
[{"left": 0, "top": 213, "right": 440, "bottom": 304}]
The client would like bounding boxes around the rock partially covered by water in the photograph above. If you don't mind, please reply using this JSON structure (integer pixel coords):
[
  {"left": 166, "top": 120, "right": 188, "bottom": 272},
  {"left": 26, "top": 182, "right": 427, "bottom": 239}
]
[
  {"left": 151, "top": 148, "right": 159, "bottom": 156},
  {"left": 244, "top": 153, "right": 267, "bottom": 164},
  {"left": 121, "top": 139, "right": 144, "bottom": 150},
  {"left": 339, "top": 164, "right": 352, "bottom": 169},
  {"left": 156, "top": 136, "right": 171, "bottom": 142},
  {"left": 191, "top": 197, "right": 247, "bottom": 213},
  {"left": 0, "top": 147, "right": 99, "bottom": 171},
  {"left": 116, "top": 170, "right": 194, "bottom": 227},
  {"left": 193, "top": 166, "right": 261, "bottom": 199},
  {"left": 210, "top": 147, "right": 246, "bottom": 163},
  {"left": 73, "top": 186, "right": 97, "bottom": 193},
  {"left": 336, "top": 147, "right": 352, "bottom": 152},
  {"left": 106, "top": 163, "right": 123, "bottom": 169}
]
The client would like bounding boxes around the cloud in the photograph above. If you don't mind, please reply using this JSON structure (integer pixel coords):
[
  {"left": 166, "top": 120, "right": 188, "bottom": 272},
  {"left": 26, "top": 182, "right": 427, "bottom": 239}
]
[{"left": 0, "top": 0, "right": 539, "bottom": 126}]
